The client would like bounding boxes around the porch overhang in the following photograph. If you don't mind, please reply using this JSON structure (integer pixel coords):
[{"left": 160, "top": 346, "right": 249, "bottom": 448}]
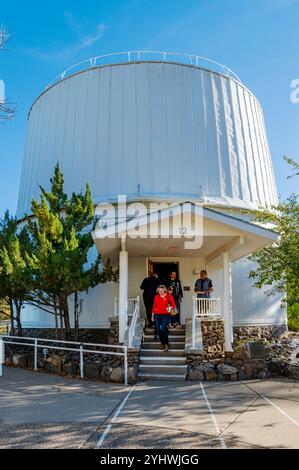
[{"left": 92, "top": 203, "right": 278, "bottom": 263}]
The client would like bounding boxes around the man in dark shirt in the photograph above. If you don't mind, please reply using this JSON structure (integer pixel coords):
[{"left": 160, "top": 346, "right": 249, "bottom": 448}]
[
  {"left": 167, "top": 271, "right": 183, "bottom": 326},
  {"left": 140, "top": 272, "right": 160, "bottom": 327},
  {"left": 194, "top": 270, "right": 213, "bottom": 298}
]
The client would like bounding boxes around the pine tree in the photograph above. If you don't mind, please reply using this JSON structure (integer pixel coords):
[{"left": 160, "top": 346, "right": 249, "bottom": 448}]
[{"left": 27, "top": 164, "right": 117, "bottom": 340}]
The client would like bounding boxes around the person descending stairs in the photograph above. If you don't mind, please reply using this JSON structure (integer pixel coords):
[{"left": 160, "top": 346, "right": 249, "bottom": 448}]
[{"left": 138, "top": 325, "right": 187, "bottom": 381}]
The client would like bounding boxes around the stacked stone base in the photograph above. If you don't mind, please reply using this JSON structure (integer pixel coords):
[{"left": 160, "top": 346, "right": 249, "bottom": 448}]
[
  {"left": 187, "top": 359, "right": 267, "bottom": 382},
  {"left": 186, "top": 354, "right": 270, "bottom": 381},
  {"left": 201, "top": 320, "right": 224, "bottom": 359},
  {"left": 187, "top": 333, "right": 299, "bottom": 381},
  {"left": 5, "top": 322, "right": 296, "bottom": 383},
  {"left": 233, "top": 324, "right": 288, "bottom": 342}
]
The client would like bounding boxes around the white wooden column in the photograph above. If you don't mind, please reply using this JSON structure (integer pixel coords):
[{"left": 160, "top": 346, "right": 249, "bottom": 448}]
[
  {"left": 119, "top": 239, "right": 128, "bottom": 343},
  {"left": 222, "top": 251, "right": 233, "bottom": 352}
]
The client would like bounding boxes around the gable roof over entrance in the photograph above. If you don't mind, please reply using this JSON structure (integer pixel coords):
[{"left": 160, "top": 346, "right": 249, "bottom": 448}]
[{"left": 92, "top": 202, "right": 278, "bottom": 263}]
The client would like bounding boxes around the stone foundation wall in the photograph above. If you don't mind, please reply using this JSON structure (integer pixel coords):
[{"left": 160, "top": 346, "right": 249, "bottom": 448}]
[
  {"left": 233, "top": 324, "right": 288, "bottom": 342},
  {"left": 9, "top": 322, "right": 296, "bottom": 383},
  {"left": 187, "top": 334, "right": 299, "bottom": 381},
  {"left": 187, "top": 351, "right": 271, "bottom": 382},
  {"left": 22, "top": 328, "right": 110, "bottom": 344},
  {"left": 107, "top": 318, "right": 120, "bottom": 345},
  {"left": 107, "top": 317, "right": 141, "bottom": 369},
  {"left": 201, "top": 320, "right": 224, "bottom": 359}
]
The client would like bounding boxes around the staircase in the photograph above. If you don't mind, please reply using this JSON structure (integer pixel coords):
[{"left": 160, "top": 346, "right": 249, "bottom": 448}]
[{"left": 138, "top": 325, "right": 187, "bottom": 381}]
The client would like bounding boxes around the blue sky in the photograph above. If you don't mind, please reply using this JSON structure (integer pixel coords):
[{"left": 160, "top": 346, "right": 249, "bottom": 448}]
[{"left": 0, "top": 0, "right": 298, "bottom": 218}]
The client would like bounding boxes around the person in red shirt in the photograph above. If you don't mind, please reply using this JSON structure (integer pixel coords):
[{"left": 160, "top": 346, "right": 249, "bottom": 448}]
[{"left": 152, "top": 285, "right": 176, "bottom": 351}]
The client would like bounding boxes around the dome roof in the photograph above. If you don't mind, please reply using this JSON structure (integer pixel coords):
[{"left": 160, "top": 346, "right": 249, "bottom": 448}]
[{"left": 17, "top": 58, "right": 277, "bottom": 218}]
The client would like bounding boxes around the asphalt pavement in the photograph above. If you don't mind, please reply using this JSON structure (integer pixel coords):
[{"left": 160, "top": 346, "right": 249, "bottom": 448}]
[{"left": 0, "top": 367, "right": 298, "bottom": 449}]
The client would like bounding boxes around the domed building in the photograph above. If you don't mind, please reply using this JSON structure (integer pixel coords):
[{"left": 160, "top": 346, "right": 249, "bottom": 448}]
[{"left": 17, "top": 52, "right": 286, "bottom": 356}]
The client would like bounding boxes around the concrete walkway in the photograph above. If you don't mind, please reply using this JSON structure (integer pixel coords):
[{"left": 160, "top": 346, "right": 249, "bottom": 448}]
[
  {"left": 0, "top": 367, "right": 299, "bottom": 449},
  {"left": 0, "top": 367, "right": 128, "bottom": 449}
]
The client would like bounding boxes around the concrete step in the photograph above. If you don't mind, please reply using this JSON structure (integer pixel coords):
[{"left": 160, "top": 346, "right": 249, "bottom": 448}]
[
  {"left": 143, "top": 334, "right": 185, "bottom": 342},
  {"left": 145, "top": 328, "right": 185, "bottom": 336},
  {"left": 138, "top": 372, "right": 186, "bottom": 381},
  {"left": 142, "top": 341, "right": 185, "bottom": 350},
  {"left": 141, "top": 348, "right": 185, "bottom": 357},
  {"left": 139, "top": 364, "right": 187, "bottom": 375},
  {"left": 140, "top": 356, "right": 186, "bottom": 365}
]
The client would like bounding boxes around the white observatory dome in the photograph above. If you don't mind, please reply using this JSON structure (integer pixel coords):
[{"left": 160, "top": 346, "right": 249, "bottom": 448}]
[{"left": 17, "top": 52, "right": 277, "bottom": 218}]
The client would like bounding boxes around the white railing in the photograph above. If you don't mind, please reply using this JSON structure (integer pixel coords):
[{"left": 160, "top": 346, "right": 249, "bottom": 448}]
[
  {"left": 193, "top": 297, "right": 221, "bottom": 318},
  {"left": 128, "top": 296, "right": 140, "bottom": 349},
  {"left": 114, "top": 297, "right": 138, "bottom": 321},
  {"left": 46, "top": 51, "right": 242, "bottom": 89},
  {"left": 192, "top": 296, "right": 221, "bottom": 349},
  {"left": 0, "top": 335, "right": 128, "bottom": 386}
]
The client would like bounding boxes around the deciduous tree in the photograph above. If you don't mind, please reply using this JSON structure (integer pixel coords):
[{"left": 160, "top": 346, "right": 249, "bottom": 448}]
[
  {"left": 0, "top": 212, "right": 33, "bottom": 335},
  {"left": 248, "top": 157, "right": 299, "bottom": 329}
]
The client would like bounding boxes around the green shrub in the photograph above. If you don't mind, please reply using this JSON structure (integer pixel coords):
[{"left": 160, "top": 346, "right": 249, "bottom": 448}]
[{"left": 288, "top": 303, "right": 299, "bottom": 331}]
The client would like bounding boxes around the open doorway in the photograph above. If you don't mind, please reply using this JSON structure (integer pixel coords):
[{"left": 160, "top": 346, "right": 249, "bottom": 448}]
[{"left": 150, "top": 261, "right": 179, "bottom": 285}]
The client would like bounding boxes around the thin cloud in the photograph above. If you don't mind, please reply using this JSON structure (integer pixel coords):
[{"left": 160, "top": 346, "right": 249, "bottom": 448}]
[
  {"left": 22, "top": 11, "right": 106, "bottom": 62},
  {"left": 64, "top": 10, "right": 106, "bottom": 49}
]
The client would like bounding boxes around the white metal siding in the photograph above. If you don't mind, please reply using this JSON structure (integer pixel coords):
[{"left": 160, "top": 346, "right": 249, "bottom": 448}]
[
  {"left": 21, "top": 281, "right": 118, "bottom": 329},
  {"left": 18, "top": 60, "right": 283, "bottom": 330},
  {"left": 21, "top": 255, "right": 286, "bottom": 328},
  {"left": 17, "top": 62, "right": 278, "bottom": 218},
  {"left": 231, "top": 258, "right": 286, "bottom": 326},
  {"left": 208, "top": 256, "right": 285, "bottom": 326}
]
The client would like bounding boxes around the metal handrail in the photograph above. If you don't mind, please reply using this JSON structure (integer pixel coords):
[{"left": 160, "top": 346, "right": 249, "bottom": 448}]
[
  {"left": 114, "top": 297, "right": 138, "bottom": 319},
  {"left": 128, "top": 296, "right": 140, "bottom": 349},
  {"left": 0, "top": 335, "right": 128, "bottom": 386},
  {"left": 46, "top": 50, "right": 242, "bottom": 89}
]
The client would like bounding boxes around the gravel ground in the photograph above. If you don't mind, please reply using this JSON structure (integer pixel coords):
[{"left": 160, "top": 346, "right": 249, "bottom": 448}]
[
  {"left": 83, "top": 422, "right": 263, "bottom": 449},
  {"left": 0, "top": 422, "right": 98, "bottom": 449},
  {"left": 0, "top": 421, "right": 263, "bottom": 449}
]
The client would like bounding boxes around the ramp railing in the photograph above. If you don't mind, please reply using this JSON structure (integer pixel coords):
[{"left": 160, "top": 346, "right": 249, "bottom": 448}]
[
  {"left": 128, "top": 296, "right": 140, "bottom": 349},
  {"left": 0, "top": 335, "right": 128, "bottom": 385}
]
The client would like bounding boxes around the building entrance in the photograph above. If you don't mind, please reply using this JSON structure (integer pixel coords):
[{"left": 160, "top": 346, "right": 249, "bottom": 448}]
[{"left": 150, "top": 261, "right": 179, "bottom": 285}]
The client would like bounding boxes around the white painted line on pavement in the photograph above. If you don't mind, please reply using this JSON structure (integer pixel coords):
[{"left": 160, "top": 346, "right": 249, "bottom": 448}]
[
  {"left": 262, "top": 395, "right": 299, "bottom": 428},
  {"left": 96, "top": 385, "right": 136, "bottom": 448},
  {"left": 241, "top": 381, "right": 299, "bottom": 429},
  {"left": 199, "top": 382, "right": 227, "bottom": 449}
]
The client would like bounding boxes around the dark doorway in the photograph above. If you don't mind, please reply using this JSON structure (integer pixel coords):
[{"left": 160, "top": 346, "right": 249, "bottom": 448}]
[{"left": 152, "top": 262, "right": 179, "bottom": 285}]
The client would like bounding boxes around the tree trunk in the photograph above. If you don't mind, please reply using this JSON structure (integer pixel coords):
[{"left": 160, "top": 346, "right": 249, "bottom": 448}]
[
  {"left": 59, "top": 307, "right": 64, "bottom": 340},
  {"left": 60, "top": 297, "right": 71, "bottom": 341},
  {"left": 9, "top": 297, "right": 15, "bottom": 336},
  {"left": 53, "top": 297, "right": 59, "bottom": 340},
  {"left": 74, "top": 291, "right": 79, "bottom": 342},
  {"left": 14, "top": 300, "right": 22, "bottom": 336}
]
